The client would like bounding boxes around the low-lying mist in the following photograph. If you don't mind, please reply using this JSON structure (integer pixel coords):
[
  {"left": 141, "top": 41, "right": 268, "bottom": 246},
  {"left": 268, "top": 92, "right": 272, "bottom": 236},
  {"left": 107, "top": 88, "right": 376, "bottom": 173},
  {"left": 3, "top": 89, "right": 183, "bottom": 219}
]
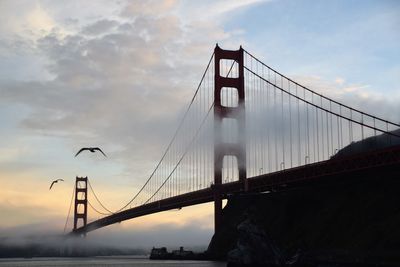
[{"left": 0, "top": 220, "right": 213, "bottom": 258}]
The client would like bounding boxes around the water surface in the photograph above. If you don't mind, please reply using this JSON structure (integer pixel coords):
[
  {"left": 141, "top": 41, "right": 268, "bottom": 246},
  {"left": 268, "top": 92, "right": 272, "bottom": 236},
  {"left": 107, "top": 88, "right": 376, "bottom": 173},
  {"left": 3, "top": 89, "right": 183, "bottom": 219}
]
[{"left": 0, "top": 256, "right": 226, "bottom": 267}]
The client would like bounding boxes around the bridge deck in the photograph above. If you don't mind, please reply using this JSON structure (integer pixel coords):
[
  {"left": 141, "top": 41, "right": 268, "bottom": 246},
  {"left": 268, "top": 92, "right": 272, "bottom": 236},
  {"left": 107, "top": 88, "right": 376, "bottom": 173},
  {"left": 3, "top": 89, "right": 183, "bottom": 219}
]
[{"left": 72, "top": 145, "right": 400, "bottom": 235}]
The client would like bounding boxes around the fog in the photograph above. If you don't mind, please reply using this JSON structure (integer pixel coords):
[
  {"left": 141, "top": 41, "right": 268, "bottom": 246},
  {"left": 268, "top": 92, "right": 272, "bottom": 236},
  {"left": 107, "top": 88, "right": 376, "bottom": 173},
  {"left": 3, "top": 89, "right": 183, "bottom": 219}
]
[{"left": 0, "top": 217, "right": 213, "bottom": 257}]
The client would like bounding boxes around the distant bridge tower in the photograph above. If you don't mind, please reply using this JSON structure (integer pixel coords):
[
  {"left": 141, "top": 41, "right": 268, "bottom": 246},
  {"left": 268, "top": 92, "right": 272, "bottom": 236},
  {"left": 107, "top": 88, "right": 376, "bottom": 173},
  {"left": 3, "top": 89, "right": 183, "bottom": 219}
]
[
  {"left": 213, "top": 45, "right": 247, "bottom": 233},
  {"left": 73, "top": 176, "right": 88, "bottom": 233}
]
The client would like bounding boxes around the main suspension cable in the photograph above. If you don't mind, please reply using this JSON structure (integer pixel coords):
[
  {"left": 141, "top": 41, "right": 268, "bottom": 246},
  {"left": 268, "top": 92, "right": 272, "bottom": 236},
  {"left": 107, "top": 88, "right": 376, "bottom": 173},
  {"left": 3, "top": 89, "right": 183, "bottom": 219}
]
[
  {"left": 243, "top": 66, "right": 400, "bottom": 138},
  {"left": 144, "top": 102, "right": 215, "bottom": 204},
  {"left": 87, "top": 199, "right": 111, "bottom": 216},
  {"left": 87, "top": 52, "right": 216, "bottom": 214},
  {"left": 243, "top": 49, "right": 400, "bottom": 129},
  {"left": 63, "top": 184, "right": 75, "bottom": 233},
  {"left": 87, "top": 178, "right": 114, "bottom": 215},
  {"left": 144, "top": 59, "right": 237, "bottom": 204}
]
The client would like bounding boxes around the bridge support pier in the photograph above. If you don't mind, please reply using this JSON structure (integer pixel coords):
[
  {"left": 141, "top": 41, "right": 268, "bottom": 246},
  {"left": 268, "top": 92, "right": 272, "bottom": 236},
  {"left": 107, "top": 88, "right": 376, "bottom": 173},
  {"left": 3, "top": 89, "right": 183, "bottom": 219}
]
[
  {"left": 214, "top": 45, "right": 247, "bottom": 234},
  {"left": 73, "top": 176, "right": 88, "bottom": 235},
  {"left": 213, "top": 184, "right": 222, "bottom": 233}
]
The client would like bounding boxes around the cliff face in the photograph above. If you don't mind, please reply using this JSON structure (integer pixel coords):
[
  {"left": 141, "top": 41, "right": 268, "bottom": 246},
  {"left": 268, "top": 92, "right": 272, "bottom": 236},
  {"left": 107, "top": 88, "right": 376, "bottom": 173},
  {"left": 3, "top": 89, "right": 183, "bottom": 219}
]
[{"left": 207, "top": 173, "right": 400, "bottom": 265}]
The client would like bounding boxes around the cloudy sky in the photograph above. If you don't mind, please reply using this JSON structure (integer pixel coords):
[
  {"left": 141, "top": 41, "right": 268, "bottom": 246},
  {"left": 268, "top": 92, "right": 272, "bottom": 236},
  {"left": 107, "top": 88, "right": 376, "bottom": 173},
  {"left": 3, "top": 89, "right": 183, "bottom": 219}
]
[{"left": 0, "top": 0, "right": 399, "bottom": 248}]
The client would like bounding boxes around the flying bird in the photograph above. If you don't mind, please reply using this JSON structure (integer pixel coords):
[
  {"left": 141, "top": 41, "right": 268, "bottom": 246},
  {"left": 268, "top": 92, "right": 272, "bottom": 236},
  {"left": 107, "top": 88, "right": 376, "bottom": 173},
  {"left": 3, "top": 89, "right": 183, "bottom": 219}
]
[
  {"left": 49, "top": 179, "right": 64, "bottom": 190},
  {"left": 75, "top": 147, "right": 107, "bottom": 157}
]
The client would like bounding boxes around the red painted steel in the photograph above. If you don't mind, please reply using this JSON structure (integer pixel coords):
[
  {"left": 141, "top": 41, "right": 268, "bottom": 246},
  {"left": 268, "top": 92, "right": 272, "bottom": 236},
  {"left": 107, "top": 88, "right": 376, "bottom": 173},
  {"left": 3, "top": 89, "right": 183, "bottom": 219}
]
[
  {"left": 73, "top": 176, "right": 88, "bottom": 233},
  {"left": 213, "top": 45, "right": 246, "bottom": 233}
]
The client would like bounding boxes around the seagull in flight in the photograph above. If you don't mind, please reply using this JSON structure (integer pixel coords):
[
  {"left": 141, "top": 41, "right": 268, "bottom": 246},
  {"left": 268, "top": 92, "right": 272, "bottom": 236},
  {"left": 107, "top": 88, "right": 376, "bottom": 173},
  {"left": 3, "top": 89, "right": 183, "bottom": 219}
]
[
  {"left": 49, "top": 179, "right": 64, "bottom": 190},
  {"left": 75, "top": 147, "right": 107, "bottom": 157}
]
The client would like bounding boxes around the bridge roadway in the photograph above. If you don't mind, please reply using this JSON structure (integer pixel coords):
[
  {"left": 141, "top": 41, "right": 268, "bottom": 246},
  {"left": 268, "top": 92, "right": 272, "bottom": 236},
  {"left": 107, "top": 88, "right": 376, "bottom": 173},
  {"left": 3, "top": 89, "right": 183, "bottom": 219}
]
[{"left": 72, "top": 145, "right": 400, "bottom": 235}]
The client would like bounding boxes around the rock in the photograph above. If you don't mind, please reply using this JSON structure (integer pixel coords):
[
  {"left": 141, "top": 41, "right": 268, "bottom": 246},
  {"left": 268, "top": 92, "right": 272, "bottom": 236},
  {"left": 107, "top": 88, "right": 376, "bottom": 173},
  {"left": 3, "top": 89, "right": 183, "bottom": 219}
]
[
  {"left": 227, "top": 217, "right": 284, "bottom": 266},
  {"left": 207, "top": 170, "right": 400, "bottom": 265}
]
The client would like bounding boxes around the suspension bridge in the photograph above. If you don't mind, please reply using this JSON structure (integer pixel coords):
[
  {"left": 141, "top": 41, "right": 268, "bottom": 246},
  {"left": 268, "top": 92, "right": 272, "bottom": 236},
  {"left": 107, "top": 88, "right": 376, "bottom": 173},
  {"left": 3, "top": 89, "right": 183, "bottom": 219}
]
[{"left": 65, "top": 45, "right": 400, "bottom": 236}]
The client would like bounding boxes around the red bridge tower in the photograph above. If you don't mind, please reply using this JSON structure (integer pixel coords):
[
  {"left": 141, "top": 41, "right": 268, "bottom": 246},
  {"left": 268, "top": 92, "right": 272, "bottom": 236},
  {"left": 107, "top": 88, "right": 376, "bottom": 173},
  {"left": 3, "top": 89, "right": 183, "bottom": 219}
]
[
  {"left": 214, "top": 45, "right": 247, "bottom": 234},
  {"left": 73, "top": 176, "right": 88, "bottom": 233}
]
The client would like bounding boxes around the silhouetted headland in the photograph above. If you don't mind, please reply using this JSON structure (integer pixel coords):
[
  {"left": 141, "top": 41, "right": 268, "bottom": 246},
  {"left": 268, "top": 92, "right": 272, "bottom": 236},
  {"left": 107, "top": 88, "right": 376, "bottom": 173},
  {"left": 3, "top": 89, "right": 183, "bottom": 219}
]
[{"left": 206, "top": 133, "right": 400, "bottom": 266}]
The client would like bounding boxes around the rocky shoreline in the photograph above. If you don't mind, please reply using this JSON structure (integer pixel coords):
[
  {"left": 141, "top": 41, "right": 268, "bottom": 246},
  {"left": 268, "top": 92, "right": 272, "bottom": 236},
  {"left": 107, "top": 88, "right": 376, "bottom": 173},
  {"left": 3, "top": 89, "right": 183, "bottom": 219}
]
[{"left": 206, "top": 171, "right": 400, "bottom": 266}]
